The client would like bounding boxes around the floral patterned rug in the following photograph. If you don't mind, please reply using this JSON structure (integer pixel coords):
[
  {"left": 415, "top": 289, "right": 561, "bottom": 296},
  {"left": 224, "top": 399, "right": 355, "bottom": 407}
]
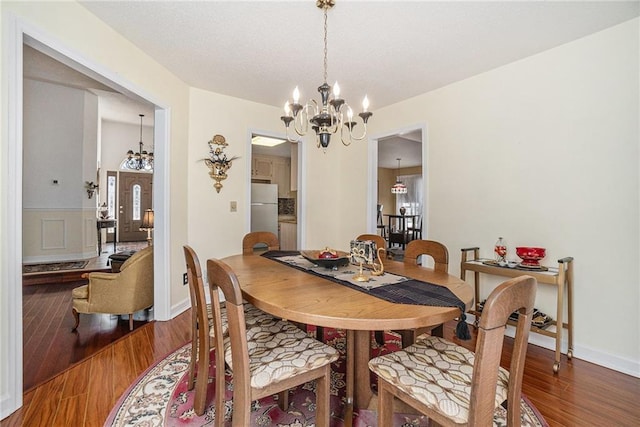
[{"left": 105, "top": 329, "right": 548, "bottom": 426}]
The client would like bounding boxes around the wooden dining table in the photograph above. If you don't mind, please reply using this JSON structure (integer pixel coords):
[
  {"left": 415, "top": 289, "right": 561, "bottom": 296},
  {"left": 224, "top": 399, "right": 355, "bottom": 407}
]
[{"left": 220, "top": 252, "right": 473, "bottom": 420}]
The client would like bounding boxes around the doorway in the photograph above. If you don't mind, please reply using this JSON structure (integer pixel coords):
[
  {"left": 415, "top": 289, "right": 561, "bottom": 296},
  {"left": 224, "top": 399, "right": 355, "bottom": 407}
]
[
  {"left": 368, "top": 126, "right": 426, "bottom": 247},
  {"left": 118, "top": 171, "right": 153, "bottom": 242},
  {"left": 3, "top": 22, "right": 171, "bottom": 415}
]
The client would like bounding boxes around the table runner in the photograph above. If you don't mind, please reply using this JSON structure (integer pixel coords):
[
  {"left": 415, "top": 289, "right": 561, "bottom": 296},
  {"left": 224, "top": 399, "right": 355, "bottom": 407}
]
[{"left": 262, "top": 251, "right": 471, "bottom": 340}]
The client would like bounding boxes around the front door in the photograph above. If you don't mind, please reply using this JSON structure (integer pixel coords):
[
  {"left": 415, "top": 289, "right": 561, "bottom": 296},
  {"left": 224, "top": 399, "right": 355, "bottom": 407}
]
[{"left": 118, "top": 171, "right": 153, "bottom": 242}]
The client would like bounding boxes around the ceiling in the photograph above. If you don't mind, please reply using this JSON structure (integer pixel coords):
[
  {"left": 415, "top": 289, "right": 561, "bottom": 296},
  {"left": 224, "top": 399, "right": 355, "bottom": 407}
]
[
  {"left": 78, "top": 1, "right": 639, "bottom": 111},
  {"left": 26, "top": 1, "right": 639, "bottom": 166}
]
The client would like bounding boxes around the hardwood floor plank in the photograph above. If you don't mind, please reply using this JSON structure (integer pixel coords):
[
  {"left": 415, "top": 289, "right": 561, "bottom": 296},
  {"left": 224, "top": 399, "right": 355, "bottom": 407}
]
[
  {"left": 61, "top": 359, "right": 92, "bottom": 398},
  {"left": 51, "top": 394, "right": 89, "bottom": 427},
  {"left": 111, "top": 337, "right": 143, "bottom": 399},
  {"left": 84, "top": 348, "right": 115, "bottom": 426},
  {"left": 20, "top": 372, "right": 66, "bottom": 427}
]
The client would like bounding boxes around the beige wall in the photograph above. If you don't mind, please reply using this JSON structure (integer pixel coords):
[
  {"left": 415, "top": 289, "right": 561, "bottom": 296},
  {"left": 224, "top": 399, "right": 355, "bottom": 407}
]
[
  {"left": 187, "top": 88, "right": 282, "bottom": 260},
  {"left": 364, "top": 19, "right": 639, "bottom": 373}
]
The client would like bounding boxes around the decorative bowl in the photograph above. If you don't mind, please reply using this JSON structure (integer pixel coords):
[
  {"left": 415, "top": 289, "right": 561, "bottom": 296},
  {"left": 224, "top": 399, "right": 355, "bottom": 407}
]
[
  {"left": 515, "top": 247, "right": 546, "bottom": 267},
  {"left": 301, "top": 249, "right": 350, "bottom": 269}
]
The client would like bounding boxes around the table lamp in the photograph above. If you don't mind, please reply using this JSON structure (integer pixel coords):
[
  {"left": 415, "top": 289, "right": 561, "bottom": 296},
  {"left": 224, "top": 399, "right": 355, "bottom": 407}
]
[{"left": 139, "top": 209, "right": 154, "bottom": 246}]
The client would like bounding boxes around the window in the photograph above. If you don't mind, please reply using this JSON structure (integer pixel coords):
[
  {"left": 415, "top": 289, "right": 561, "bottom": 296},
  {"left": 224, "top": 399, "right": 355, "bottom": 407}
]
[
  {"left": 107, "top": 175, "right": 116, "bottom": 218},
  {"left": 133, "top": 184, "right": 141, "bottom": 220},
  {"left": 396, "top": 174, "right": 423, "bottom": 228}
]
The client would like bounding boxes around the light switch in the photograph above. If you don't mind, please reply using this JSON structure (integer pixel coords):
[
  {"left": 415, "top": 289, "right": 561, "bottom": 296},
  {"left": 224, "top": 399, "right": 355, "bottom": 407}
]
[{"left": 230, "top": 201, "right": 237, "bottom": 212}]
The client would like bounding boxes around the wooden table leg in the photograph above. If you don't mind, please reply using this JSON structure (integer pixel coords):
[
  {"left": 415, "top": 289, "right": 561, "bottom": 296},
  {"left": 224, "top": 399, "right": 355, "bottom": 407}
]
[
  {"left": 354, "top": 329, "right": 373, "bottom": 409},
  {"left": 344, "top": 330, "right": 355, "bottom": 427}
]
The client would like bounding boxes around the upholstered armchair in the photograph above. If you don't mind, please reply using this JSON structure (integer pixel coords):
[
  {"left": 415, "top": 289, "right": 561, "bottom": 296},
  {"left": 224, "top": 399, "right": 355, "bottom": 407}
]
[{"left": 71, "top": 246, "right": 154, "bottom": 331}]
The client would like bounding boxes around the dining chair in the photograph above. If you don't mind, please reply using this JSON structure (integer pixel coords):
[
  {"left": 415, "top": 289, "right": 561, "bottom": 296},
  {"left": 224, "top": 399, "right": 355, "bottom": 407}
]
[
  {"left": 376, "top": 204, "right": 387, "bottom": 239},
  {"left": 242, "top": 231, "right": 280, "bottom": 254},
  {"left": 369, "top": 275, "right": 537, "bottom": 427},
  {"left": 395, "top": 239, "right": 450, "bottom": 346},
  {"left": 355, "top": 233, "right": 387, "bottom": 254},
  {"left": 183, "top": 245, "right": 226, "bottom": 420},
  {"left": 408, "top": 215, "right": 422, "bottom": 240},
  {"left": 183, "top": 245, "right": 281, "bottom": 421},
  {"left": 207, "top": 258, "right": 339, "bottom": 426}
]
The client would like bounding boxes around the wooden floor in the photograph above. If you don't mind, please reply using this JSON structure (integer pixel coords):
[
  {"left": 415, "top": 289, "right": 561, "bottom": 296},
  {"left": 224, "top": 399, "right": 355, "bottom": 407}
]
[
  {"left": 22, "top": 241, "right": 150, "bottom": 390},
  {"left": 3, "top": 315, "right": 639, "bottom": 426}
]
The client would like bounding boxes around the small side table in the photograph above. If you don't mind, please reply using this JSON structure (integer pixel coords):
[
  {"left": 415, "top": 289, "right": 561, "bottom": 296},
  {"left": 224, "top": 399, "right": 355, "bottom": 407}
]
[{"left": 97, "top": 219, "right": 117, "bottom": 255}]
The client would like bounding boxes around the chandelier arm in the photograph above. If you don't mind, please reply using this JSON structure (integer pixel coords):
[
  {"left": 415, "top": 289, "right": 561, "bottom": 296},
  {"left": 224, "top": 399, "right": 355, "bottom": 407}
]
[{"left": 281, "top": 0, "right": 372, "bottom": 151}]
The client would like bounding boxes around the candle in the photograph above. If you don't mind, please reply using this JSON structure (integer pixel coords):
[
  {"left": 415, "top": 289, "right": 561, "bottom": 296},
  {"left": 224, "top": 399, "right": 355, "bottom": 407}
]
[
  {"left": 333, "top": 81, "right": 341, "bottom": 98},
  {"left": 293, "top": 86, "right": 300, "bottom": 104},
  {"left": 362, "top": 95, "right": 369, "bottom": 112}
]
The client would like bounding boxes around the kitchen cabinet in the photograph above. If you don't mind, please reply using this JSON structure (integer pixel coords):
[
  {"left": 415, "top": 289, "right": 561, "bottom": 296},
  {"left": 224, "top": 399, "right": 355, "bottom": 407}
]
[
  {"left": 252, "top": 155, "right": 273, "bottom": 180},
  {"left": 460, "top": 247, "right": 574, "bottom": 373},
  {"left": 272, "top": 157, "right": 291, "bottom": 198},
  {"left": 279, "top": 221, "right": 297, "bottom": 250}
]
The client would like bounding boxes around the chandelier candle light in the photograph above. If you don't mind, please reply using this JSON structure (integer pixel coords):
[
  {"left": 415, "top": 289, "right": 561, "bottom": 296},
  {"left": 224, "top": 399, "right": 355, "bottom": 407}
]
[
  {"left": 281, "top": 0, "right": 372, "bottom": 150},
  {"left": 124, "top": 114, "right": 153, "bottom": 171}
]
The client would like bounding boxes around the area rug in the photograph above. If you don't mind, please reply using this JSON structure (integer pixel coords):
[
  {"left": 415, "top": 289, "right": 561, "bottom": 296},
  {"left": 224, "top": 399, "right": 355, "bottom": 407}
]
[
  {"left": 106, "top": 329, "right": 548, "bottom": 427},
  {"left": 23, "top": 260, "right": 89, "bottom": 274}
]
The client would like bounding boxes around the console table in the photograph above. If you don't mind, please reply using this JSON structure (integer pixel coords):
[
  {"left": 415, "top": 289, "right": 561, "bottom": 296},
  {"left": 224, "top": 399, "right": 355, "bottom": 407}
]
[
  {"left": 97, "top": 219, "right": 117, "bottom": 255},
  {"left": 460, "top": 247, "right": 574, "bottom": 373}
]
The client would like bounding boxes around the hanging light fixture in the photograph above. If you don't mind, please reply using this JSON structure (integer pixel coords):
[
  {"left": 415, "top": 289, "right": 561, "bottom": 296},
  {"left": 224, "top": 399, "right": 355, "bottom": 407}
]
[
  {"left": 391, "top": 158, "right": 408, "bottom": 194},
  {"left": 123, "top": 114, "right": 153, "bottom": 171},
  {"left": 280, "top": 0, "right": 372, "bottom": 150}
]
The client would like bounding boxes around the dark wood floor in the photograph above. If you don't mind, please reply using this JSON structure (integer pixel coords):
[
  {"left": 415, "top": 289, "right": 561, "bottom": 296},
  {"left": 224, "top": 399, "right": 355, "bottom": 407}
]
[
  {"left": 21, "top": 241, "right": 150, "bottom": 391},
  {"left": 3, "top": 314, "right": 639, "bottom": 426}
]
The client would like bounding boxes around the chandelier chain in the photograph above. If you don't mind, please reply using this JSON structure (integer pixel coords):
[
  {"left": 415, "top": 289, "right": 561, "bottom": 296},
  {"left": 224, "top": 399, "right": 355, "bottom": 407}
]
[{"left": 323, "top": 6, "right": 328, "bottom": 84}]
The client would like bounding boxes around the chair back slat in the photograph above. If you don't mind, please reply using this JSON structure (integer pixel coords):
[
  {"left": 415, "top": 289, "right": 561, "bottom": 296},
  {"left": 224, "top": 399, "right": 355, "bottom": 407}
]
[
  {"left": 404, "top": 239, "right": 449, "bottom": 273},
  {"left": 242, "top": 232, "right": 280, "bottom": 254}
]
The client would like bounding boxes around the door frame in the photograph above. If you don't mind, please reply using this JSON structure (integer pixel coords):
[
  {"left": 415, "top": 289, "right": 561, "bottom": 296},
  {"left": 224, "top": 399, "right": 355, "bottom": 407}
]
[
  {"left": 1, "top": 13, "right": 171, "bottom": 416},
  {"left": 367, "top": 124, "right": 428, "bottom": 236},
  {"left": 245, "top": 129, "right": 306, "bottom": 249}
]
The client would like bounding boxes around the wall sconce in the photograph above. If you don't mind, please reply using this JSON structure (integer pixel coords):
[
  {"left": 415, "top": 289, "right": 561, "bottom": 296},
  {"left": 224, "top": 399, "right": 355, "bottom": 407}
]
[
  {"left": 139, "top": 209, "right": 154, "bottom": 246},
  {"left": 204, "top": 134, "right": 238, "bottom": 193},
  {"left": 85, "top": 181, "right": 98, "bottom": 199}
]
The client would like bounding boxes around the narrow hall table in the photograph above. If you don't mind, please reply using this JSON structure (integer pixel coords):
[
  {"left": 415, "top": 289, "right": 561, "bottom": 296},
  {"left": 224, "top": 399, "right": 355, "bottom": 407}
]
[{"left": 220, "top": 253, "right": 473, "bottom": 417}]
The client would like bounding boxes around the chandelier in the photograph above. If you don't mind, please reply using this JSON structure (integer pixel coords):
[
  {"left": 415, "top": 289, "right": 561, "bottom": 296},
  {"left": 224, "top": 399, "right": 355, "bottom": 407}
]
[
  {"left": 391, "top": 158, "right": 408, "bottom": 194},
  {"left": 280, "top": 0, "right": 372, "bottom": 150},
  {"left": 123, "top": 114, "right": 153, "bottom": 171}
]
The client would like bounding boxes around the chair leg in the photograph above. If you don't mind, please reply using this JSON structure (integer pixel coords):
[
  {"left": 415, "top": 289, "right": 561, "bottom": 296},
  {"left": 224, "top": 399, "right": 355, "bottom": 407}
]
[
  {"left": 398, "top": 329, "right": 415, "bottom": 348},
  {"left": 277, "top": 390, "right": 289, "bottom": 411},
  {"left": 194, "top": 337, "right": 210, "bottom": 416},
  {"left": 129, "top": 314, "right": 134, "bottom": 331},
  {"left": 71, "top": 308, "right": 80, "bottom": 331},
  {"left": 314, "top": 369, "right": 331, "bottom": 427},
  {"left": 377, "top": 378, "right": 394, "bottom": 427},
  {"left": 374, "top": 330, "right": 385, "bottom": 347},
  {"left": 214, "top": 347, "right": 226, "bottom": 426}
]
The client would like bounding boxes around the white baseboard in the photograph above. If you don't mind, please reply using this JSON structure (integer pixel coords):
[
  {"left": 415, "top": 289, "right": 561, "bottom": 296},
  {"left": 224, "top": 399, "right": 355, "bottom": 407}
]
[
  {"left": 170, "top": 297, "right": 190, "bottom": 319},
  {"left": 466, "top": 314, "right": 639, "bottom": 378}
]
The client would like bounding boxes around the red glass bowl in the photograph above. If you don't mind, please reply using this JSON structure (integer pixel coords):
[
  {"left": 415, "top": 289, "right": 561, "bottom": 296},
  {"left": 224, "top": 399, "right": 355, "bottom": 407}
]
[{"left": 516, "top": 247, "right": 546, "bottom": 266}]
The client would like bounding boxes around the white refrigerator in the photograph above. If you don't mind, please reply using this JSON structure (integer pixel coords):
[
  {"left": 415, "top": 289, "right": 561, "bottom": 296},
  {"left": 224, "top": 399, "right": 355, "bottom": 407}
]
[{"left": 251, "top": 183, "right": 278, "bottom": 236}]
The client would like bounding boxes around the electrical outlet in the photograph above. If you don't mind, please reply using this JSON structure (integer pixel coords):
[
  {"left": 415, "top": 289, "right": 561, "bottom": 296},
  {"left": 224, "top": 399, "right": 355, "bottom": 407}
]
[
  {"left": 230, "top": 201, "right": 237, "bottom": 212},
  {"left": 183, "top": 273, "right": 188, "bottom": 285}
]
